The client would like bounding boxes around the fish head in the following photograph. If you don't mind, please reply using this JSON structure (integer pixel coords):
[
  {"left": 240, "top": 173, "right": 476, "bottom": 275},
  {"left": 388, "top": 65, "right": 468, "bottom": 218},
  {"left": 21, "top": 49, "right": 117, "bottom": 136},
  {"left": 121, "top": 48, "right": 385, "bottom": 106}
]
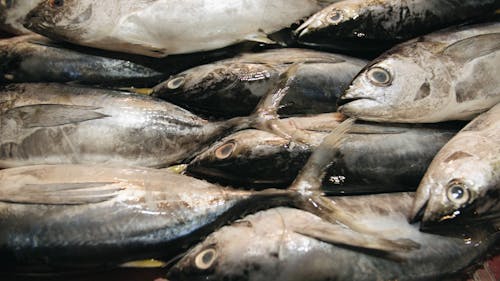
[
  {"left": 411, "top": 146, "right": 495, "bottom": 225},
  {"left": 338, "top": 48, "right": 443, "bottom": 122},
  {"left": 296, "top": 1, "right": 364, "bottom": 40},
  {"left": 23, "top": 0, "right": 108, "bottom": 42}
]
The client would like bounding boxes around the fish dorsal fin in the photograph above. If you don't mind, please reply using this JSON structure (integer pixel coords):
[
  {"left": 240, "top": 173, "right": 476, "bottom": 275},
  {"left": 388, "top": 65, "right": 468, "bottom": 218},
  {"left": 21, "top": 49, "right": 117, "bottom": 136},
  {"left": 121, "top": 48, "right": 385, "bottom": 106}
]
[
  {"left": 294, "top": 221, "right": 420, "bottom": 256},
  {"left": 0, "top": 182, "right": 123, "bottom": 205},
  {"left": 5, "top": 104, "right": 109, "bottom": 128},
  {"left": 442, "top": 33, "right": 500, "bottom": 64}
]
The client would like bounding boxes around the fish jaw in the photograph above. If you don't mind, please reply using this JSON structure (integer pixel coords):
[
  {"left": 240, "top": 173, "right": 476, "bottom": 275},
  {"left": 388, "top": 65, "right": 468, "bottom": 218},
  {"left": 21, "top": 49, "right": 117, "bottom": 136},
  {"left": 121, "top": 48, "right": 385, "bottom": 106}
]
[{"left": 337, "top": 96, "right": 385, "bottom": 121}]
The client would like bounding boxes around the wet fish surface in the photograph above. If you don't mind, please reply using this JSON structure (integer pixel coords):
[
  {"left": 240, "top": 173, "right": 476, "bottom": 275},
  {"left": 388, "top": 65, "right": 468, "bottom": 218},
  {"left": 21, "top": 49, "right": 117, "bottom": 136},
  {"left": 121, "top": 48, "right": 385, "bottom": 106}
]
[
  {"left": 0, "top": 0, "right": 42, "bottom": 34},
  {"left": 168, "top": 193, "right": 498, "bottom": 281},
  {"left": 338, "top": 22, "right": 500, "bottom": 123},
  {"left": 188, "top": 120, "right": 460, "bottom": 193},
  {"left": 411, "top": 103, "right": 500, "bottom": 225},
  {"left": 296, "top": 0, "right": 498, "bottom": 51},
  {"left": 0, "top": 35, "right": 165, "bottom": 86},
  {"left": 24, "top": 0, "right": 339, "bottom": 57},
  {"left": 152, "top": 48, "right": 367, "bottom": 118},
  {"left": 0, "top": 83, "right": 251, "bottom": 168}
]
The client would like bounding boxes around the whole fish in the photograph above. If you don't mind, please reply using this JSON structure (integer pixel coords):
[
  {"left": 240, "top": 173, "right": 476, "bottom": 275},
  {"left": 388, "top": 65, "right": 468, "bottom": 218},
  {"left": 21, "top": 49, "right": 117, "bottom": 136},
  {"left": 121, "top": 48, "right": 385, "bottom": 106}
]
[
  {"left": 296, "top": 0, "right": 497, "bottom": 50},
  {"left": 411, "top": 103, "right": 500, "bottom": 225},
  {"left": 188, "top": 120, "right": 460, "bottom": 193},
  {"left": 338, "top": 22, "right": 500, "bottom": 123},
  {"left": 152, "top": 49, "right": 367, "bottom": 118},
  {"left": 24, "top": 0, "right": 339, "bottom": 57},
  {"left": 168, "top": 193, "right": 498, "bottom": 281},
  {"left": 0, "top": 35, "right": 165, "bottom": 86},
  {"left": 0, "top": 0, "right": 42, "bottom": 34},
  {"left": 0, "top": 83, "right": 254, "bottom": 168}
]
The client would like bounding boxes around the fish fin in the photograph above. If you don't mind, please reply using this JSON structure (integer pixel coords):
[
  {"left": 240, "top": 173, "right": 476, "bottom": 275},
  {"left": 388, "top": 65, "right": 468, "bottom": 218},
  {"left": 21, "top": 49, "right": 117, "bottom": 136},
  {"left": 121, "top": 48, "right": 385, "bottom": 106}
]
[
  {"left": 120, "top": 259, "right": 168, "bottom": 268},
  {"left": 245, "top": 32, "right": 276, "bottom": 44},
  {"left": 118, "top": 87, "right": 154, "bottom": 95},
  {"left": 5, "top": 104, "right": 109, "bottom": 128},
  {"left": 163, "top": 164, "right": 188, "bottom": 174},
  {"left": 294, "top": 222, "right": 419, "bottom": 256},
  {"left": 0, "top": 182, "right": 123, "bottom": 205},
  {"left": 442, "top": 33, "right": 500, "bottom": 63},
  {"left": 347, "top": 124, "right": 407, "bottom": 135}
]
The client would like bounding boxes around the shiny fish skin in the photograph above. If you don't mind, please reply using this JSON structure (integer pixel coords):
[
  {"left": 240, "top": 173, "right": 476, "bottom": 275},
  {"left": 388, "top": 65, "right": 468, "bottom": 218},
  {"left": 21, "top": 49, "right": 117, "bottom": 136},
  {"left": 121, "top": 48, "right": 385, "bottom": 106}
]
[
  {"left": 0, "top": 0, "right": 42, "bottom": 34},
  {"left": 187, "top": 122, "right": 459, "bottom": 193},
  {"left": 0, "top": 165, "right": 257, "bottom": 270},
  {"left": 296, "top": 0, "right": 497, "bottom": 45},
  {"left": 0, "top": 35, "right": 165, "bottom": 86},
  {"left": 338, "top": 22, "right": 500, "bottom": 123},
  {"left": 168, "top": 193, "right": 498, "bottom": 281},
  {"left": 411, "top": 103, "right": 500, "bottom": 225},
  {"left": 152, "top": 48, "right": 367, "bottom": 118},
  {"left": 0, "top": 83, "right": 247, "bottom": 168},
  {"left": 24, "top": 0, "right": 340, "bottom": 57}
]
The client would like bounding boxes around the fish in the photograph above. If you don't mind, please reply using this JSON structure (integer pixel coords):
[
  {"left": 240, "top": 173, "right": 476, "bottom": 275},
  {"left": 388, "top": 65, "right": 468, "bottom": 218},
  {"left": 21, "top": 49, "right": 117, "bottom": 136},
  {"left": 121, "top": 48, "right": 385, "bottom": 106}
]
[
  {"left": 410, "top": 103, "right": 500, "bottom": 225},
  {"left": 152, "top": 48, "right": 367, "bottom": 118},
  {"left": 337, "top": 22, "right": 500, "bottom": 123},
  {"left": 23, "top": 0, "right": 340, "bottom": 57},
  {"left": 0, "top": 83, "right": 257, "bottom": 168},
  {"left": 0, "top": 35, "right": 165, "bottom": 86},
  {"left": 296, "top": 0, "right": 498, "bottom": 51},
  {"left": 167, "top": 193, "right": 498, "bottom": 281},
  {"left": 187, "top": 118, "right": 460, "bottom": 194},
  {"left": 0, "top": 0, "right": 43, "bottom": 35}
]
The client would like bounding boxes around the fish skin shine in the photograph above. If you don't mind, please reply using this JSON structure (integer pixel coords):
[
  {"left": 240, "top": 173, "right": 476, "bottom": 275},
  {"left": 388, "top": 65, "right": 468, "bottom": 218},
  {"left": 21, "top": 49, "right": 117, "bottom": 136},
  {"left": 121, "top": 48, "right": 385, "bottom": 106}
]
[{"left": 24, "top": 0, "right": 340, "bottom": 57}]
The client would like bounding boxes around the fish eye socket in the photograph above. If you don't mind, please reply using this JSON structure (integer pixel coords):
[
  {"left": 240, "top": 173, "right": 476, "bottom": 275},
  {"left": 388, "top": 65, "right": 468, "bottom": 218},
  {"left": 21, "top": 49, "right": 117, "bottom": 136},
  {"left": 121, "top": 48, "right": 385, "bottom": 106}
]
[
  {"left": 167, "top": 76, "right": 185, "bottom": 90},
  {"left": 194, "top": 248, "right": 217, "bottom": 270},
  {"left": 327, "top": 10, "right": 343, "bottom": 24},
  {"left": 49, "top": 0, "right": 64, "bottom": 8},
  {"left": 367, "top": 67, "right": 392, "bottom": 86},
  {"left": 215, "top": 141, "right": 235, "bottom": 160},
  {"left": 446, "top": 181, "right": 470, "bottom": 205}
]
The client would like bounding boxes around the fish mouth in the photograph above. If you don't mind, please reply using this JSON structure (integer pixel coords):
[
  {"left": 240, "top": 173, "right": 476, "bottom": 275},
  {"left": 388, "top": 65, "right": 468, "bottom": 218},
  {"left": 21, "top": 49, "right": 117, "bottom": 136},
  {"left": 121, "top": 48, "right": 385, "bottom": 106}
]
[
  {"left": 409, "top": 199, "right": 428, "bottom": 224},
  {"left": 337, "top": 96, "right": 374, "bottom": 107}
]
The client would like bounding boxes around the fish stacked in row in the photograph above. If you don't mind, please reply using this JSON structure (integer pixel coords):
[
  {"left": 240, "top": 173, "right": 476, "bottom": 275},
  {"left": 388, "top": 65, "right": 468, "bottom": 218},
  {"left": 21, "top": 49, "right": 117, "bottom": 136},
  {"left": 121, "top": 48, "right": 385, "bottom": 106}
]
[{"left": 0, "top": 1, "right": 499, "bottom": 281}]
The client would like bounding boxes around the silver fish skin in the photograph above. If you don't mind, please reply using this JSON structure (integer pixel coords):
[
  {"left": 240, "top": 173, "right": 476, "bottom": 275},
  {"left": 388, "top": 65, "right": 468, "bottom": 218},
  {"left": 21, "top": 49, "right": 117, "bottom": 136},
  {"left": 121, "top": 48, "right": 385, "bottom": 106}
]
[
  {"left": 23, "top": 0, "right": 340, "bottom": 57},
  {"left": 187, "top": 120, "right": 459, "bottom": 193},
  {"left": 152, "top": 48, "right": 367, "bottom": 118},
  {"left": 0, "top": 83, "right": 247, "bottom": 168},
  {"left": 0, "top": 0, "right": 42, "bottom": 34},
  {"left": 0, "top": 164, "right": 258, "bottom": 270},
  {"left": 0, "top": 35, "right": 165, "bottom": 86},
  {"left": 338, "top": 22, "right": 500, "bottom": 123},
  {"left": 168, "top": 193, "right": 497, "bottom": 281},
  {"left": 411, "top": 103, "right": 500, "bottom": 224},
  {"left": 296, "top": 0, "right": 497, "bottom": 42}
]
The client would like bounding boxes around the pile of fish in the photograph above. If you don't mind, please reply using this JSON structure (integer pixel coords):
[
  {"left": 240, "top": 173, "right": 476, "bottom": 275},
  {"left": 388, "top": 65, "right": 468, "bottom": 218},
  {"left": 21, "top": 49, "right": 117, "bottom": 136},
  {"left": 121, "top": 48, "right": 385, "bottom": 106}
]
[{"left": 0, "top": 1, "right": 499, "bottom": 280}]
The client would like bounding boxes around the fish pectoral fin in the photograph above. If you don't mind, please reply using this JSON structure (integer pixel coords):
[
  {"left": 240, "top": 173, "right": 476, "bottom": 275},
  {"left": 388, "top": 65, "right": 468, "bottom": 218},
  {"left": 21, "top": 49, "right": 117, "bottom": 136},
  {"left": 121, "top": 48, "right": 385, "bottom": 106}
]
[
  {"left": 0, "top": 182, "right": 123, "bottom": 205},
  {"left": 120, "top": 259, "right": 168, "bottom": 268},
  {"left": 6, "top": 104, "right": 109, "bottom": 128},
  {"left": 245, "top": 32, "right": 276, "bottom": 44},
  {"left": 347, "top": 124, "right": 407, "bottom": 135},
  {"left": 442, "top": 33, "right": 500, "bottom": 64},
  {"left": 294, "top": 222, "right": 420, "bottom": 255}
]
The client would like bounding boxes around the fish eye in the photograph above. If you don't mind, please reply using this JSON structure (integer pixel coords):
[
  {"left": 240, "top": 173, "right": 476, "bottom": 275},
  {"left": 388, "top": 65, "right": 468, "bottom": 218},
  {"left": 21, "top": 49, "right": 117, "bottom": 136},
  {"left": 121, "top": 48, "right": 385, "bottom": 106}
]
[
  {"left": 327, "top": 9, "right": 343, "bottom": 24},
  {"left": 367, "top": 67, "right": 392, "bottom": 86},
  {"left": 49, "top": 0, "right": 64, "bottom": 8},
  {"left": 446, "top": 180, "right": 470, "bottom": 205},
  {"left": 194, "top": 248, "right": 217, "bottom": 270},
  {"left": 167, "top": 76, "right": 185, "bottom": 90},
  {"left": 215, "top": 141, "right": 236, "bottom": 160}
]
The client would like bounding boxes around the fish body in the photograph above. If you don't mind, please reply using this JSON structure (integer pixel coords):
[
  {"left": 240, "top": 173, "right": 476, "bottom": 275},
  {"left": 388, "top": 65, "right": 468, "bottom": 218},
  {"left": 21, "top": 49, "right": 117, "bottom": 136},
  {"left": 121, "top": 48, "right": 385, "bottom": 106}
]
[
  {"left": 411, "top": 103, "right": 500, "bottom": 224},
  {"left": 0, "top": 83, "right": 245, "bottom": 168},
  {"left": 0, "top": 165, "right": 258, "bottom": 270},
  {"left": 188, "top": 120, "right": 459, "bottom": 193},
  {"left": 0, "top": 0, "right": 42, "bottom": 34},
  {"left": 338, "top": 22, "right": 500, "bottom": 123},
  {"left": 152, "top": 49, "right": 367, "bottom": 118},
  {"left": 25, "top": 0, "right": 339, "bottom": 57},
  {"left": 296, "top": 0, "right": 497, "bottom": 47},
  {"left": 168, "top": 193, "right": 498, "bottom": 281},
  {"left": 0, "top": 35, "right": 165, "bottom": 86}
]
